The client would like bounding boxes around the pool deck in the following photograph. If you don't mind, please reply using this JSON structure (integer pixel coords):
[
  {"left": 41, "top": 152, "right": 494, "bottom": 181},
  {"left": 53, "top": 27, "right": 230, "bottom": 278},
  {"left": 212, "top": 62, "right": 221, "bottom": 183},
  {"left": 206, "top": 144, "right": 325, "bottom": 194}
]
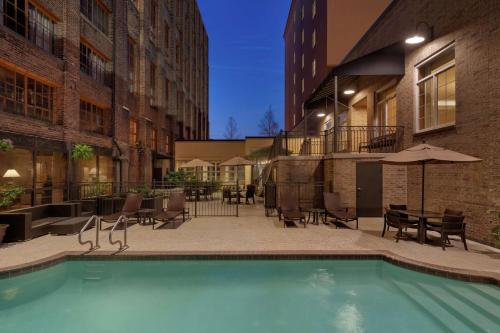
[{"left": 1, "top": 204, "right": 499, "bottom": 282}]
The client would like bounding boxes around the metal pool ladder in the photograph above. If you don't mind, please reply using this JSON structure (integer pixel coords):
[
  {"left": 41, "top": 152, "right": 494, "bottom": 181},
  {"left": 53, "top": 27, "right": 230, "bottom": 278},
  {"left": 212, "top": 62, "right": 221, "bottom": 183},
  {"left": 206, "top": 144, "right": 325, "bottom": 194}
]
[
  {"left": 78, "top": 215, "right": 100, "bottom": 251},
  {"left": 109, "top": 215, "right": 129, "bottom": 251}
]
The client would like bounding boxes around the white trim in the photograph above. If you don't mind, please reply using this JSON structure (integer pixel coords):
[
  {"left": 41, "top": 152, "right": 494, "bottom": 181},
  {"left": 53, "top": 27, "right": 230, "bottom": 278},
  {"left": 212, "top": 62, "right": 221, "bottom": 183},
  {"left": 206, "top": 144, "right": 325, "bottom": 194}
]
[{"left": 414, "top": 42, "right": 455, "bottom": 68}]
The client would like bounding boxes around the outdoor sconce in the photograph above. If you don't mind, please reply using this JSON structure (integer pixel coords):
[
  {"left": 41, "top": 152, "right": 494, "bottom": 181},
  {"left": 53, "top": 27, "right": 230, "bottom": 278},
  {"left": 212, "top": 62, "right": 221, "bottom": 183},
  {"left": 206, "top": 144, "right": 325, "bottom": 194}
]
[
  {"left": 405, "top": 22, "right": 433, "bottom": 45},
  {"left": 317, "top": 113, "right": 326, "bottom": 118},
  {"left": 343, "top": 89, "right": 355, "bottom": 95}
]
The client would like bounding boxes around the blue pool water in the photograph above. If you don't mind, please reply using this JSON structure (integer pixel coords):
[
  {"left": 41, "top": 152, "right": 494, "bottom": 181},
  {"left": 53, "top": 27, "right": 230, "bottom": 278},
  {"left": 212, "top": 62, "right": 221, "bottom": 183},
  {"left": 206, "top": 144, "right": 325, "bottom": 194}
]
[{"left": 0, "top": 260, "right": 499, "bottom": 333}]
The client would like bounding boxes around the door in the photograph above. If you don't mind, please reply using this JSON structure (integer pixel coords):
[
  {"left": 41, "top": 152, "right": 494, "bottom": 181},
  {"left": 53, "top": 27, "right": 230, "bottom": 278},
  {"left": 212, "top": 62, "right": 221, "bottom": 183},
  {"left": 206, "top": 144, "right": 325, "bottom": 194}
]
[{"left": 356, "top": 162, "right": 383, "bottom": 217}]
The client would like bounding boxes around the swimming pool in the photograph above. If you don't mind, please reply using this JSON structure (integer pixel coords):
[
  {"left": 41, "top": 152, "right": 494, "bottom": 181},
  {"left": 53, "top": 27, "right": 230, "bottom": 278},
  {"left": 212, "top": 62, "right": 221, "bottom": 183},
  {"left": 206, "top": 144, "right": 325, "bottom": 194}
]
[{"left": 0, "top": 260, "right": 499, "bottom": 333}]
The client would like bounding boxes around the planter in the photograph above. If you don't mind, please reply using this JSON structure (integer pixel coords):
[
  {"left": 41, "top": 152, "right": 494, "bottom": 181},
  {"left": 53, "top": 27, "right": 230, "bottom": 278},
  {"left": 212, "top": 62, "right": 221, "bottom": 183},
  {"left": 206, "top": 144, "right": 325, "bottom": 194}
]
[
  {"left": 0, "top": 224, "right": 9, "bottom": 244},
  {"left": 141, "top": 196, "right": 164, "bottom": 213}
]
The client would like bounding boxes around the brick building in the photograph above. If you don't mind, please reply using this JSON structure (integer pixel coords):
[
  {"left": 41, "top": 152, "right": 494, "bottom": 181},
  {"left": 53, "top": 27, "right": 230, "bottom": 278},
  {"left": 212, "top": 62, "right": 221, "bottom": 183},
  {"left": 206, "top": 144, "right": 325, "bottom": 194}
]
[
  {"left": 274, "top": 0, "right": 499, "bottom": 244},
  {"left": 283, "top": 0, "right": 390, "bottom": 130},
  {"left": 0, "top": 0, "right": 208, "bottom": 205}
]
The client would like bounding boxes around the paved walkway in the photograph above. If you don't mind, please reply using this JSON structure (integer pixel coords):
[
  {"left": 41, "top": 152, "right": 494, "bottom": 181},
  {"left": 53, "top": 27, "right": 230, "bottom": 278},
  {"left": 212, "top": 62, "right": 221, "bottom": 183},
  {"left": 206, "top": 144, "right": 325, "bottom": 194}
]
[{"left": 1, "top": 204, "right": 499, "bottom": 278}]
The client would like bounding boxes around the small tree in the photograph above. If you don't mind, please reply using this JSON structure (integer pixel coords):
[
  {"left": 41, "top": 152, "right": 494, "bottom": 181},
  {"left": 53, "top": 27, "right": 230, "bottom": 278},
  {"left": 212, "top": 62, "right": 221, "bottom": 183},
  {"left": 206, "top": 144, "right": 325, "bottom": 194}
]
[
  {"left": 258, "top": 105, "right": 279, "bottom": 136},
  {"left": 224, "top": 116, "right": 239, "bottom": 139}
]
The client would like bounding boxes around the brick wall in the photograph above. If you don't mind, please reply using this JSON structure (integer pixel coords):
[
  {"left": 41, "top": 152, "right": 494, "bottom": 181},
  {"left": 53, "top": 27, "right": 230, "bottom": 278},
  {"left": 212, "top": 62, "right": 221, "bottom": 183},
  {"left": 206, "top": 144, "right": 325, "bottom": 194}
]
[{"left": 339, "top": 0, "right": 500, "bottom": 244}]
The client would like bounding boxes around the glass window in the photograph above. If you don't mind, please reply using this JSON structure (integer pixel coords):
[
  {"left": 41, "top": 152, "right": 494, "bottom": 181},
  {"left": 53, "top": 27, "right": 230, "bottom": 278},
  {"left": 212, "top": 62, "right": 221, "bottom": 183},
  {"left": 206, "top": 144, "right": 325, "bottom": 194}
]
[
  {"left": 312, "top": 0, "right": 317, "bottom": 18},
  {"left": 2, "top": 0, "right": 26, "bottom": 36},
  {"left": 0, "top": 65, "right": 53, "bottom": 122},
  {"left": 151, "top": 128, "right": 157, "bottom": 150},
  {"left": 80, "top": 100, "right": 106, "bottom": 135},
  {"left": 376, "top": 87, "right": 397, "bottom": 127},
  {"left": 127, "top": 38, "right": 135, "bottom": 93},
  {"left": 80, "top": 43, "right": 108, "bottom": 86},
  {"left": 312, "top": 29, "right": 316, "bottom": 48},
  {"left": 312, "top": 59, "right": 316, "bottom": 77},
  {"left": 416, "top": 45, "right": 455, "bottom": 131},
  {"left": 27, "top": 4, "right": 55, "bottom": 54},
  {"left": 35, "top": 152, "right": 67, "bottom": 204},
  {"left": 129, "top": 118, "right": 137, "bottom": 145},
  {"left": 80, "top": 0, "right": 108, "bottom": 35}
]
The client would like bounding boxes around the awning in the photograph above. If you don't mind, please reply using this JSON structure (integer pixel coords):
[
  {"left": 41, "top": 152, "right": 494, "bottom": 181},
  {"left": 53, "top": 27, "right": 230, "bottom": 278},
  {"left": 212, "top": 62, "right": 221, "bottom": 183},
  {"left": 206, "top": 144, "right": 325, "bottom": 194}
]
[{"left": 307, "top": 43, "right": 405, "bottom": 105}]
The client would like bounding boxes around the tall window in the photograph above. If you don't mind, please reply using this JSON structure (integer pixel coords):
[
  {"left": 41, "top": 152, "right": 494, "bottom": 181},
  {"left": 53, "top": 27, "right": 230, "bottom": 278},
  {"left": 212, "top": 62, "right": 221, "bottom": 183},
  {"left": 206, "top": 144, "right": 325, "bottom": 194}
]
[
  {"left": 150, "top": 63, "right": 156, "bottom": 106},
  {"left": 301, "top": 28, "right": 304, "bottom": 44},
  {"left": 28, "top": 5, "right": 55, "bottom": 54},
  {"left": 127, "top": 38, "right": 135, "bottom": 93},
  {"left": 312, "top": 59, "right": 316, "bottom": 77},
  {"left": 416, "top": 45, "right": 455, "bottom": 131},
  {"left": 80, "top": 0, "right": 109, "bottom": 34},
  {"left": 312, "top": 29, "right": 316, "bottom": 48},
  {"left": 151, "top": 128, "right": 157, "bottom": 150},
  {"left": 301, "top": 53, "right": 304, "bottom": 68},
  {"left": 163, "top": 129, "right": 170, "bottom": 153},
  {"left": 2, "top": 0, "right": 26, "bottom": 35},
  {"left": 0, "top": 65, "right": 54, "bottom": 122},
  {"left": 129, "top": 118, "right": 137, "bottom": 145},
  {"left": 376, "top": 87, "right": 397, "bottom": 127},
  {"left": 312, "top": 0, "right": 317, "bottom": 18},
  {"left": 301, "top": 78, "right": 304, "bottom": 93},
  {"left": 80, "top": 43, "right": 108, "bottom": 85},
  {"left": 80, "top": 100, "right": 106, "bottom": 135}
]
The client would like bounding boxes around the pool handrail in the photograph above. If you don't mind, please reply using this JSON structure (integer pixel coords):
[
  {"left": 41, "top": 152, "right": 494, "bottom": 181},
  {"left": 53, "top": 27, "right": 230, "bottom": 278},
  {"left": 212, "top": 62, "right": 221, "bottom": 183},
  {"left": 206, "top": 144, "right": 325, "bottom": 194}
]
[
  {"left": 109, "top": 215, "right": 128, "bottom": 251},
  {"left": 78, "top": 215, "right": 100, "bottom": 251}
]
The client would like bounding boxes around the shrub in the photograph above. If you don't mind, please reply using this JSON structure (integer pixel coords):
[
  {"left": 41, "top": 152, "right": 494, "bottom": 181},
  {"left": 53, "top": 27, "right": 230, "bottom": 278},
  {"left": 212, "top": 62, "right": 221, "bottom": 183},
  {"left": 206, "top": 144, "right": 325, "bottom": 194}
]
[{"left": 0, "top": 185, "right": 24, "bottom": 208}]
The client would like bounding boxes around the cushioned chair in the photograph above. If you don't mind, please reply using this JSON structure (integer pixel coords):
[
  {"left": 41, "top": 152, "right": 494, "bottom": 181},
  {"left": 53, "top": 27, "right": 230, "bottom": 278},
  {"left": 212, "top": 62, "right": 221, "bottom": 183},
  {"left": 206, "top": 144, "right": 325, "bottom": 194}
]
[
  {"left": 426, "top": 214, "right": 467, "bottom": 250},
  {"left": 383, "top": 209, "right": 419, "bottom": 241}
]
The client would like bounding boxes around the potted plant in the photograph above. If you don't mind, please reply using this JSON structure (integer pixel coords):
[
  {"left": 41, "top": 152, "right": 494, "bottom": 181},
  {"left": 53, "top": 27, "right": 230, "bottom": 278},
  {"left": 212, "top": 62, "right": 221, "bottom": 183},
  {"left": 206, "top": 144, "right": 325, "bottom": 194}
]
[
  {"left": 0, "top": 138, "right": 14, "bottom": 152},
  {"left": 0, "top": 184, "right": 24, "bottom": 210},
  {"left": 71, "top": 143, "right": 94, "bottom": 160},
  {"left": 129, "top": 185, "right": 163, "bottom": 211}
]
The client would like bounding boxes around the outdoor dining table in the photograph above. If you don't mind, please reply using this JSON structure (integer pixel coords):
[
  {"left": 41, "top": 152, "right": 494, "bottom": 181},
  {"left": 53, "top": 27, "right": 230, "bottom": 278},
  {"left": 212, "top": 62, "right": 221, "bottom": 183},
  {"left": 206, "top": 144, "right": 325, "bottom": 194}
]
[{"left": 398, "top": 209, "right": 443, "bottom": 244}]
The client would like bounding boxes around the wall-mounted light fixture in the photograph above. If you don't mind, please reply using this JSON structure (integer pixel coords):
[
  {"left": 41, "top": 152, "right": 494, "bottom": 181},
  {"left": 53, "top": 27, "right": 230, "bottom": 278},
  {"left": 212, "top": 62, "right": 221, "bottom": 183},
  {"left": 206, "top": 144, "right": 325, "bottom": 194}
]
[
  {"left": 405, "top": 22, "right": 433, "bottom": 45},
  {"left": 343, "top": 89, "right": 355, "bottom": 95},
  {"left": 317, "top": 113, "right": 325, "bottom": 117}
]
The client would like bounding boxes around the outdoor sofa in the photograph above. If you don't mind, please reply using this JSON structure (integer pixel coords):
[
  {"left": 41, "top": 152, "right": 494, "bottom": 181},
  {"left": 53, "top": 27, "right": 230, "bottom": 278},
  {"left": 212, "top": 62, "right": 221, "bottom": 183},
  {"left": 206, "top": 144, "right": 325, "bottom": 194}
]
[{"left": 0, "top": 203, "right": 81, "bottom": 242}]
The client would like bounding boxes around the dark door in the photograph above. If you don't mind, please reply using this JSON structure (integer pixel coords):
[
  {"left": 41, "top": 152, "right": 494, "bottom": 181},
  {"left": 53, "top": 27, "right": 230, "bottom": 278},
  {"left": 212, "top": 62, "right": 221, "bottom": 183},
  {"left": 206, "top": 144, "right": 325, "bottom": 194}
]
[
  {"left": 153, "top": 168, "right": 163, "bottom": 182},
  {"left": 356, "top": 162, "right": 383, "bottom": 217}
]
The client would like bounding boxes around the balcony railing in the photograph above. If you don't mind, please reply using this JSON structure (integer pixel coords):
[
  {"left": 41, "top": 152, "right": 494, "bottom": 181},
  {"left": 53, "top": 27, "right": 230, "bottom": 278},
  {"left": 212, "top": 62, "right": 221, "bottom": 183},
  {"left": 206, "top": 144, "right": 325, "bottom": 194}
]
[{"left": 268, "top": 126, "right": 404, "bottom": 160}]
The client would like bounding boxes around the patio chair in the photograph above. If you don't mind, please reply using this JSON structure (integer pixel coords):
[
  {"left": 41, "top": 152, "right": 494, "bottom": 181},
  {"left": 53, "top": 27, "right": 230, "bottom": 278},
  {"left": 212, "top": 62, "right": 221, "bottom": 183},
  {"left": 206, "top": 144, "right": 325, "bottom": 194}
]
[
  {"left": 153, "top": 192, "right": 187, "bottom": 229},
  {"left": 426, "top": 214, "right": 467, "bottom": 250},
  {"left": 279, "top": 190, "right": 306, "bottom": 228},
  {"left": 245, "top": 184, "right": 256, "bottom": 204},
  {"left": 100, "top": 193, "right": 143, "bottom": 230},
  {"left": 323, "top": 192, "right": 358, "bottom": 229},
  {"left": 382, "top": 209, "right": 419, "bottom": 241}
]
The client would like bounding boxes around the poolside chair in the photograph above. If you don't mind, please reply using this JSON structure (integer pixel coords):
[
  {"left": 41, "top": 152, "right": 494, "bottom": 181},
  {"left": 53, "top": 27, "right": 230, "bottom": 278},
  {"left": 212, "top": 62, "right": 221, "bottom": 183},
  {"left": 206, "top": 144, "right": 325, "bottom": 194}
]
[
  {"left": 153, "top": 192, "right": 187, "bottom": 229},
  {"left": 100, "top": 193, "right": 143, "bottom": 230},
  {"left": 323, "top": 192, "right": 358, "bottom": 229},
  {"left": 425, "top": 210, "right": 467, "bottom": 251},
  {"left": 245, "top": 184, "right": 256, "bottom": 204},
  {"left": 278, "top": 190, "right": 306, "bottom": 228},
  {"left": 383, "top": 209, "right": 419, "bottom": 241}
]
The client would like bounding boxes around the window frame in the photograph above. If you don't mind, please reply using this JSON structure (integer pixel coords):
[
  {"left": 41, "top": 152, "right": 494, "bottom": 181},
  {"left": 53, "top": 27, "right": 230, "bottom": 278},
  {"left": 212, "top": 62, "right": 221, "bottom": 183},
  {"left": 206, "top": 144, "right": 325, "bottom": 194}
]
[{"left": 414, "top": 43, "right": 456, "bottom": 134}]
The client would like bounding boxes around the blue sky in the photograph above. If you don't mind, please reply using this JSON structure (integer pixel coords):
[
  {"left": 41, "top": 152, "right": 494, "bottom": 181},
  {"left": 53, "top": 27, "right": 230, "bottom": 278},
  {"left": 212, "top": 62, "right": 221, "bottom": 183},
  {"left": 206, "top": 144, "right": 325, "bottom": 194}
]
[{"left": 197, "top": 0, "right": 290, "bottom": 138}]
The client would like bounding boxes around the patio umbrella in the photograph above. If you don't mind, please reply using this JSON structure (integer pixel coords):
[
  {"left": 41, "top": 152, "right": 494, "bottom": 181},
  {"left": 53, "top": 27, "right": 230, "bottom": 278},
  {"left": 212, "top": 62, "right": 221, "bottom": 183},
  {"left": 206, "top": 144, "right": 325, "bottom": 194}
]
[
  {"left": 180, "top": 159, "right": 213, "bottom": 181},
  {"left": 380, "top": 143, "right": 481, "bottom": 213},
  {"left": 220, "top": 157, "right": 255, "bottom": 185}
]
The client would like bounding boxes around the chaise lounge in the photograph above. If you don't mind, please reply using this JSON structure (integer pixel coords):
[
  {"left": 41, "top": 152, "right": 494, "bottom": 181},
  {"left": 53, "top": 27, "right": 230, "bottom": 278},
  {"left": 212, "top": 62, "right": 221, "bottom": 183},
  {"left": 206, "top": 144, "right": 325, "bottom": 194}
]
[{"left": 323, "top": 192, "right": 358, "bottom": 229}]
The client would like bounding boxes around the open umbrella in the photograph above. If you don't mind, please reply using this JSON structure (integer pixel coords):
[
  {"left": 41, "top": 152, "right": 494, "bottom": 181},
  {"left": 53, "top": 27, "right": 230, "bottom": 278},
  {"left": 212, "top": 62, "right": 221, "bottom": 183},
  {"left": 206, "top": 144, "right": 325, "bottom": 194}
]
[
  {"left": 180, "top": 159, "right": 213, "bottom": 181},
  {"left": 380, "top": 143, "right": 481, "bottom": 213},
  {"left": 220, "top": 157, "right": 255, "bottom": 185}
]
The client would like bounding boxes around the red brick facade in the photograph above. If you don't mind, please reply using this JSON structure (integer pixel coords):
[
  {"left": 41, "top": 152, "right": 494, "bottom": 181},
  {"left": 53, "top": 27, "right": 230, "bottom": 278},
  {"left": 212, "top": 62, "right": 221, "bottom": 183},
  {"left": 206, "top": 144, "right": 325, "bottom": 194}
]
[{"left": 0, "top": 0, "right": 208, "bottom": 186}]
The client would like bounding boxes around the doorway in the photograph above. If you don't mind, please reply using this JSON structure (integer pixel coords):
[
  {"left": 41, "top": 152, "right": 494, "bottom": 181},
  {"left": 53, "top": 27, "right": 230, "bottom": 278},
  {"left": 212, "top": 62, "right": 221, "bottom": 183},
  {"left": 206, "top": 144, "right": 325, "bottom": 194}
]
[{"left": 356, "top": 162, "right": 383, "bottom": 217}]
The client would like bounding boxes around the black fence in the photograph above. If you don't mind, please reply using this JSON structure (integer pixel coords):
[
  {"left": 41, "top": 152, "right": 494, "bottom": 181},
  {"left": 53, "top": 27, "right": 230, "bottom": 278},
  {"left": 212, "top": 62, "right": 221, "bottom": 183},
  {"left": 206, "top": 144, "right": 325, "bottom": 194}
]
[{"left": 264, "top": 182, "right": 325, "bottom": 215}]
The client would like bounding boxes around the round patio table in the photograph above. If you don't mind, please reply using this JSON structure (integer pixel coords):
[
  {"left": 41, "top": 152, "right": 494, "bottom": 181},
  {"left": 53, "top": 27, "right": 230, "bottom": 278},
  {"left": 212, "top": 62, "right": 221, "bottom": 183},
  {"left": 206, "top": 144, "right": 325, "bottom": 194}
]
[{"left": 306, "top": 208, "right": 325, "bottom": 225}]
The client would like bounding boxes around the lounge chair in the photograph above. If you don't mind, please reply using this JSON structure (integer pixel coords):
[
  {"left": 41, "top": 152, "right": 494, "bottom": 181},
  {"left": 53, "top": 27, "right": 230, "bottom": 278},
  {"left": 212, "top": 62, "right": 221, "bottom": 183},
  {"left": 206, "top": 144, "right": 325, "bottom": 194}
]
[
  {"left": 100, "top": 193, "right": 143, "bottom": 230},
  {"left": 153, "top": 192, "right": 187, "bottom": 229},
  {"left": 278, "top": 190, "right": 306, "bottom": 228},
  {"left": 426, "top": 210, "right": 467, "bottom": 250},
  {"left": 383, "top": 209, "right": 419, "bottom": 241},
  {"left": 323, "top": 192, "right": 358, "bottom": 229},
  {"left": 245, "top": 184, "right": 256, "bottom": 204}
]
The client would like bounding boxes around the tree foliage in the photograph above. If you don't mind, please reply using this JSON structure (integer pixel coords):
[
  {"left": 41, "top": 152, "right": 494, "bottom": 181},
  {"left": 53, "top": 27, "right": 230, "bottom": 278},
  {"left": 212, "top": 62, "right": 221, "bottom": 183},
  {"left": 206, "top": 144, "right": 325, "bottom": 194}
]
[
  {"left": 224, "top": 116, "right": 239, "bottom": 139},
  {"left": 258, "top": 105, "right": 279, "bottom": 136}
]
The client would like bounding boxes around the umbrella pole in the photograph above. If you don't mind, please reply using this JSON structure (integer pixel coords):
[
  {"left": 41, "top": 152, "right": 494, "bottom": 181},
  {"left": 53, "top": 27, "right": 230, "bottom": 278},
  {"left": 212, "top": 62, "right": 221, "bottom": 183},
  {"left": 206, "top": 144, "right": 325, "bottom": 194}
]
[{"left": 421, "top": 162, "right": 425, "bottom": 213}]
